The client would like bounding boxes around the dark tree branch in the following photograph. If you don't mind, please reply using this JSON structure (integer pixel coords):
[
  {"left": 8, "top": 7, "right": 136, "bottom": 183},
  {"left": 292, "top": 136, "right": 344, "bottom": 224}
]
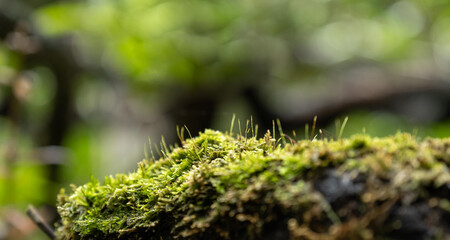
[{"left": 27, "top": 205, "right": 56, "bottom": 239}]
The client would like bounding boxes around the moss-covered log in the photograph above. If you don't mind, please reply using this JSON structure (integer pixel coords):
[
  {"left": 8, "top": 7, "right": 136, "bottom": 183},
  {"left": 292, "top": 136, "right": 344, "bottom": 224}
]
[{"left": 56, "top": 130, "right": 450, "bottom": 240}]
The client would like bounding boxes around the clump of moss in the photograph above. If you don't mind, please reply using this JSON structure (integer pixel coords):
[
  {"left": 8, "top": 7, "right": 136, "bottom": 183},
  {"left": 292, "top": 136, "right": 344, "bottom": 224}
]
[{"left": 56, "top": 129, "right": 450, "bottom": 240}]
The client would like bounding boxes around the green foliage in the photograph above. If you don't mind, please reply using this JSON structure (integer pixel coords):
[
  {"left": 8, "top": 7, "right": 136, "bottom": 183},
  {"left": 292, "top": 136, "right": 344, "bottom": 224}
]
[
  {"left": 56, "top": 129, "right": 450, "bottom": 239},
  {"left": 33, "top": 0, "right": 450, "bottom": 91},
  {"left": 0, "top": 118, "right": 48, "bottom": 207}
]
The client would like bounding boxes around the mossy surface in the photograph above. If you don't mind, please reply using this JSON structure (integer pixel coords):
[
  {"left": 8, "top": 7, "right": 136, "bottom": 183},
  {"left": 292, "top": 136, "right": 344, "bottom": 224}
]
[{"left": 56, "top": 130, "right": 450, "bottom": 240}]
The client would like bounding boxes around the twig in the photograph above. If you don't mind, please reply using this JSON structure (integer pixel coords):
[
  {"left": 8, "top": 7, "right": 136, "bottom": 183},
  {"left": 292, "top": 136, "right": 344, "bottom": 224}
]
[{"left": 26, "top": 205, "right": 55, "bottom": 239}]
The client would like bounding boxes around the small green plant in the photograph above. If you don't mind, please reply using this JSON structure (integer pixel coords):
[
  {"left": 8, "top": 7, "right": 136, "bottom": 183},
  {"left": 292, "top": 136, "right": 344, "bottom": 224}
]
[{"left": 55, "top": 125, "right": 449, "bottom": 239}]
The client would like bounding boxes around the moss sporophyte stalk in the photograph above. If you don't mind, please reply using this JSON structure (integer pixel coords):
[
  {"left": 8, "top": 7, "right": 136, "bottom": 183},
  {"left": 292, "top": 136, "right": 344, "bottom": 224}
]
[{"left": 56, "top": 129, "right": 449, "bottom": 239}]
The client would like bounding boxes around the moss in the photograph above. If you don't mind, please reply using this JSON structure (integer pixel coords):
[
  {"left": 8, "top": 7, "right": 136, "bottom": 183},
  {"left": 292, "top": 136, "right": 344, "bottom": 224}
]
[{"left": 56, "top": 129, "right": 450, "bottom": 240}]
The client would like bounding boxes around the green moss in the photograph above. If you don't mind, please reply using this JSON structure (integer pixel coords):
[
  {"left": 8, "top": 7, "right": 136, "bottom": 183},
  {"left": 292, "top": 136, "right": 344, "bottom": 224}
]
[{"left": 56, "top": 130, "right": 450, "bottom": 239}]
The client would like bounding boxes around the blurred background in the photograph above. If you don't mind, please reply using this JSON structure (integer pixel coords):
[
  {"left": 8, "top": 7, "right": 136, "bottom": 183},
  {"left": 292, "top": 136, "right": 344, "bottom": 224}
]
[{"left": 1, "top": 0, "right": 450, "bottom": 239}]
